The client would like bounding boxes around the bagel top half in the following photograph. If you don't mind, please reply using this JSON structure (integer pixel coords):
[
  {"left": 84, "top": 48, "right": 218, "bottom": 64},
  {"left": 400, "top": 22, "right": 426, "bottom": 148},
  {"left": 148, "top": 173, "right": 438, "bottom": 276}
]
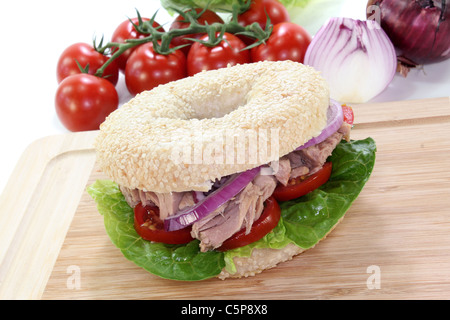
[{"left": 95, "top": 60, "right": 329, "bottom": 193}]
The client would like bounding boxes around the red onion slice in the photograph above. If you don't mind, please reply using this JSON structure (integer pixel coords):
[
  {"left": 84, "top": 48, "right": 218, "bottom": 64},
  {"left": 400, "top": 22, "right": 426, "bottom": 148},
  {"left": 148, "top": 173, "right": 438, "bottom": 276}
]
[
  {"left": 164, "top": 166, "right": 261, "bottom": 231},
  {"left": 296, "top": 100, "right": 343, "bottom": 151}
]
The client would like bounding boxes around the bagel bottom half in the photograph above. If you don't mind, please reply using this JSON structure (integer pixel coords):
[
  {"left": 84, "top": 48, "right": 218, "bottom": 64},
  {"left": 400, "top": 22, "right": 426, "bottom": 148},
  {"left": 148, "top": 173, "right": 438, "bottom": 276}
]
[{"left": 218, "top": 217, "right": 345, "bottom": 280}]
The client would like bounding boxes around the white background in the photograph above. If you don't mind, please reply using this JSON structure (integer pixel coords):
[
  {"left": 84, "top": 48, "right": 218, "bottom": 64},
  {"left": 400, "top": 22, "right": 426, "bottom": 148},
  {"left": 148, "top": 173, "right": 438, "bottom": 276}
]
[{"left": 0, "top": 0, "right": 449, "bottom": 194}]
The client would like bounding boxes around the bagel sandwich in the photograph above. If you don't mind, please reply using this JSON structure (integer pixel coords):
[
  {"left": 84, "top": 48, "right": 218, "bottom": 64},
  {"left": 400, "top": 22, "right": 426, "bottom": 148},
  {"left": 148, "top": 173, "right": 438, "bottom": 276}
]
[{"left": 88, "top": 61, "right": 376, "bottom": 281}]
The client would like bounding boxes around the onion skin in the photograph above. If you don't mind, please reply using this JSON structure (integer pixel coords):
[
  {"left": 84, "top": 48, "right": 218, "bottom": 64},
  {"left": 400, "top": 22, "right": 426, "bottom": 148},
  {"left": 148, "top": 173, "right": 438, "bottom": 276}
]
[{"left": 367, "top": 0, "right": 450, "bottom": 65}]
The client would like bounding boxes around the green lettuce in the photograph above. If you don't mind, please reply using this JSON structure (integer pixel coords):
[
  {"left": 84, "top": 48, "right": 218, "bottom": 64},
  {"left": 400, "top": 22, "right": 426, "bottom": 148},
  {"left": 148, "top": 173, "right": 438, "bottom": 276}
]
[
  {"left": 160, "top": 0, "right": 312, "bottom": 13},
  {"left": 87, "top": 138, "right": 376, "bottom": 281}
]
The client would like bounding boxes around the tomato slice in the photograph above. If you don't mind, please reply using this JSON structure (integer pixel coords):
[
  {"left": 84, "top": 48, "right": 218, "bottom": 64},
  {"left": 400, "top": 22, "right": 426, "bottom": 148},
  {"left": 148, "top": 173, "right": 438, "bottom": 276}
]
[
  {"left": 272, "top": 162, "right": 332, "bottom": 202},
  {"left": 134, "top": 203, "right": 194, "bottom": 244},
  {"left": 217, "top": 196, "right": 281, "bottom": 252},
  {"left": 342, "top": 104, "right": 354, "bottom": 125}
]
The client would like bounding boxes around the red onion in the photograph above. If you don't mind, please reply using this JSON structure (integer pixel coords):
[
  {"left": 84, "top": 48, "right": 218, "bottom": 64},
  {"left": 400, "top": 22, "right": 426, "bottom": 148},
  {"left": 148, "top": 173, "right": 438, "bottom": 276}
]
[
  {"left": 304, "top": 17, "right": 397, "bottom": 103},
  {"left": 367, "top": 0, "right": 450, "bottom": 67},
  {"left": 296, "top": 100, "right": 343, "bottom": 151},
  {"left": 164, "top": 166, "right": 261, "bottom": 231}
]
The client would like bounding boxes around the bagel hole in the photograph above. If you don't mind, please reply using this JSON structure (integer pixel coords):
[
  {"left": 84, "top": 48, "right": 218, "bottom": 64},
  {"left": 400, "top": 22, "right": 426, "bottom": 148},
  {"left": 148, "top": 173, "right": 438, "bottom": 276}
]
[{"left": 186, "top": 89, "right": 249, "bottom": 120}]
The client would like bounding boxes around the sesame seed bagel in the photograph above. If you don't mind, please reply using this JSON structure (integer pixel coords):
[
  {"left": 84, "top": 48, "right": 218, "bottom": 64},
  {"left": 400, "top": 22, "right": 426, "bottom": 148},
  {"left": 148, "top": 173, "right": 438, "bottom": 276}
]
[{"left": 95, "top": 60, "right": 329, "bottom": 193}]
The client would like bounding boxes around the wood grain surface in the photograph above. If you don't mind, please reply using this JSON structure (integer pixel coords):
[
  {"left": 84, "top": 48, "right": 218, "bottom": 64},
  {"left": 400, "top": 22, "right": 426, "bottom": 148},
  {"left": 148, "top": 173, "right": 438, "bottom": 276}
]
[{"left": 1, "top": 97, "right": 449, "bottom": 300}]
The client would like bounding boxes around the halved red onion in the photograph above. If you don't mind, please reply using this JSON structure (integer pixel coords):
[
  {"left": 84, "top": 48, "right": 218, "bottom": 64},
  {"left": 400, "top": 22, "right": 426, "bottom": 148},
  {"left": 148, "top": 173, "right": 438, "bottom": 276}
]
[
  {"left": 296, "top": 99, "right": 343, "bottom": 151},
  {"left": 304, "top": 17, "right": 396, "bottom": 103},
  {"left": 164, "top": 166, "right": 261, "bottom": 231}
]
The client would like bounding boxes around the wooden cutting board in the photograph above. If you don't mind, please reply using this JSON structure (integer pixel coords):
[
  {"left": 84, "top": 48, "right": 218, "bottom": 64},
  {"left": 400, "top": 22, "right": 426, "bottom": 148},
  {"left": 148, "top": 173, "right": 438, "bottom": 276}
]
[{"left": 0, "top": 97, "right": 449, "bottom": 300}]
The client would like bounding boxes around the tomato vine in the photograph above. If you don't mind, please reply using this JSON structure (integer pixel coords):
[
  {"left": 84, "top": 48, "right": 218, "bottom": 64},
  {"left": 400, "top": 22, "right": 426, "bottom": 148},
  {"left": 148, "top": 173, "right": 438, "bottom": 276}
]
[{"left": 93, "top": 2, "right": 273, "bottom": 78}]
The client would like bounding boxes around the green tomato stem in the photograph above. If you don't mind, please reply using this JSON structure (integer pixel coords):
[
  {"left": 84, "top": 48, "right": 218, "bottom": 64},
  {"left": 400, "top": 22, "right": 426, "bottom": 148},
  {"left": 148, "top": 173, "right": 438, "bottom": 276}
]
[{"left": 94, "top": 4, "right": 271, "bottom": 78}]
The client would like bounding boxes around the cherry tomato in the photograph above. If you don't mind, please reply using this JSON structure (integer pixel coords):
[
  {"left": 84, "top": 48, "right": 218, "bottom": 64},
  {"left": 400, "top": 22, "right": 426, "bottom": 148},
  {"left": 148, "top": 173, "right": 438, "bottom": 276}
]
[
  {"left": 217, "top": 196, "right": 281, "bottom": 251},
  {"left": 134, "top": 203, "right": 194, "bottom": 244},
  {"left": 56, "top": 42, "right": 119, "bottom": 85},
  {"left": 236, "top": 0, "right": 290, "bottom": 45},
  {"left": 111, "top": 17, "right": 164, "bottom": 72},
  {"left": 169, "top": 8, "right": 224, "bottom": 56},
  {"left": 272, "top": 162, "right": 332, "bottom": 202},
  {"left": 125, "top": 42, "right": 187, "bottom": 95},
  {"left": 187, "top": 32, "right": 250, "bottom": 76},
  {"left": 342, "top": 104, "right": 354, "bottom": 125},
  {"left": 238, "top": 0, "right": 290, "bottom": 30},
  {"left": 55, "top": 74, "right": 119, "bottom": 132},
  {"left": 251, "top": 22, "right": 311, "bottom": 63}
]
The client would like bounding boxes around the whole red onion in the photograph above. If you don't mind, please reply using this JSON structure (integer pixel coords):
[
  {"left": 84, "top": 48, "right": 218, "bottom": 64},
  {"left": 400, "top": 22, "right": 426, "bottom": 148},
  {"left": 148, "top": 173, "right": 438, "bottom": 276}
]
[{"left": 367, "top": 0, "right": 450, "bottom": 65}]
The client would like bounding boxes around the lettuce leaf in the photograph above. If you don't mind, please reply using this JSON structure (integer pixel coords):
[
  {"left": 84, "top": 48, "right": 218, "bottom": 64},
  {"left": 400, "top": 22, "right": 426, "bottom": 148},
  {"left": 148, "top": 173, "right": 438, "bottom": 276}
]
[
  {"left": 87, "top": 138, "right": 376, "bottom": 281},
  {"left": 160, "top": 0, "right": 312, "bottom": 13}
]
